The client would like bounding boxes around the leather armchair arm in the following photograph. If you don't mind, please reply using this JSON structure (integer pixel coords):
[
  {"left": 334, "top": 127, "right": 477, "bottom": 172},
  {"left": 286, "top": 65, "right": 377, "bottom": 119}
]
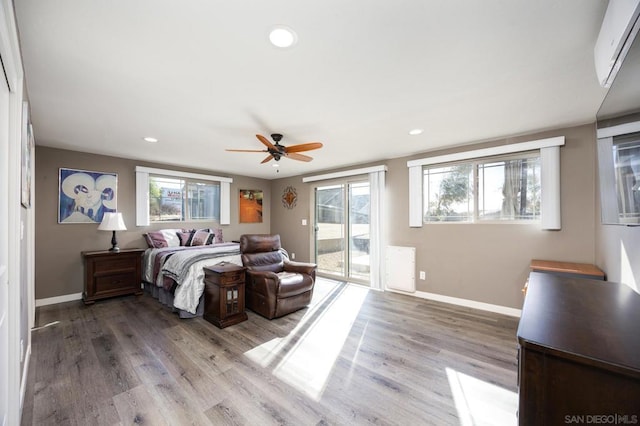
[
  {"left": 284, "top": 260, "right": 317, "bottom": 276},
  {"left": 246, "top": 270, "right": 280, "bottom": 299}
]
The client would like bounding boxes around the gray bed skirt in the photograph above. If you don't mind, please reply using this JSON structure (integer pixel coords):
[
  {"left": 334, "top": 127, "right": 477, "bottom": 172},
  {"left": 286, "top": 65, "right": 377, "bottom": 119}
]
[{"left": 143, "top": 282, "right": 205, "bottom": 319}]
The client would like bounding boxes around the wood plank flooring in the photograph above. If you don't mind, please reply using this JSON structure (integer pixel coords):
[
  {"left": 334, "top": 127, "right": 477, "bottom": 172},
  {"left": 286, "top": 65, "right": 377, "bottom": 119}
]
[{"left": 21, "top": 279, "right": 520, "bottom": 425}]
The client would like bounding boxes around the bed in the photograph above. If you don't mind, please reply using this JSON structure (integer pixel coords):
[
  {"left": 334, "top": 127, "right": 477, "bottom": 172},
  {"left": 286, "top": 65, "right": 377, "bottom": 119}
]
[{"left": 141, "top": 229, "right": 243, "bottom": 318}]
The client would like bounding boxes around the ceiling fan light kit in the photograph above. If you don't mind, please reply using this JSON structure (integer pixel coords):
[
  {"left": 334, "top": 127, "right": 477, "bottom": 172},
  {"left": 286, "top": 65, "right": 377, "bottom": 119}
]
[{"left": 226, "top": 133, "right": 323, "bottom": 164}]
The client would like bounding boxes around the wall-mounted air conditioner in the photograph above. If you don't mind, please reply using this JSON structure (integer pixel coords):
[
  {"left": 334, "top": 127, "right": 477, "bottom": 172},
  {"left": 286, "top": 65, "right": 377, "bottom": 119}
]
[{"left": 594, "top": 0, "right": 640, "bottom": 87}]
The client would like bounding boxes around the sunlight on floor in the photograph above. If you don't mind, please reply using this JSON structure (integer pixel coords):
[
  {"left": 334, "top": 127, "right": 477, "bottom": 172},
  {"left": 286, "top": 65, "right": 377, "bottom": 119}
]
[
  {"left": 620, "top": 241, "right": 638, "bottom": 291},
  {"left": 446, "top": 367, "right": 518, "bottom": 426},
  {"left": 244, "top": 280, "right": 369, "bottom": 400}
]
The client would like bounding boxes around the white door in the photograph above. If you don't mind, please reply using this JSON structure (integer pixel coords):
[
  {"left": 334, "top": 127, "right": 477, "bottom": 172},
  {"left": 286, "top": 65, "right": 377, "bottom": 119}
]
[{"left": 0, "top": 56, "right": 10, "bottom": 426}]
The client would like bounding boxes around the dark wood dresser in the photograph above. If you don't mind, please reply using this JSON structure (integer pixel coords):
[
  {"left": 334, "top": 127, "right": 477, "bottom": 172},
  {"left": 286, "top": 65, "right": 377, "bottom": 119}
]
[
  {"left": 203, "top": 262, "right": 247, "bottom": 328},
  {"left": 529, "top": 259, "right": 606, "bottom": 280},
  {"left": 517, "top": 272, "right": 640, "bottom": 425},
  {"left": 82, "top": 249, "right": 145, "bottom": 304}
]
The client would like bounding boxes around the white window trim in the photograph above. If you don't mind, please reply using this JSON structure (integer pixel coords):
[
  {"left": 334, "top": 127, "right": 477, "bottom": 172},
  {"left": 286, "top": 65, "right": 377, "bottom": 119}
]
[
  {"left": 135, "top": 166, "right": 232, "bottom": 226},
  {"left": 407, "top": 136, "right": 564, "bottom": 229},
  {"left": 597, "top": 121, "right": 640, "bottom": 139},
  {"left": 302, "top": 165, "right": 387, "bottom": 183}
]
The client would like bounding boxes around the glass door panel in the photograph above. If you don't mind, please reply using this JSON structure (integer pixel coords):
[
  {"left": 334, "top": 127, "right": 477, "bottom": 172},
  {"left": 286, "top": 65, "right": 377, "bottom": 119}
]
[
  {"left": 349, "top": 182, "right": 370, "bottom": 281},
  {"left": 315, "top": 184, "right": 345, "bottom": 277}
]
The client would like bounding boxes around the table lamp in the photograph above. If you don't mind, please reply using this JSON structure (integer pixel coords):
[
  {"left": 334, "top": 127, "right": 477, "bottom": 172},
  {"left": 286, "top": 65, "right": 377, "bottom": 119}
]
[{"left": 98, "top": 212, "right": 127, "bottom": 252}]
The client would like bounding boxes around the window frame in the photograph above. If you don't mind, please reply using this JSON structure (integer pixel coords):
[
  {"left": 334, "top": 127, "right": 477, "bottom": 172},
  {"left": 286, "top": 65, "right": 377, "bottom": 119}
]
[
  {"left": 422, "top": 151, "right": 541, "bottom": 224},
  {"left": 407, "top": 136, "right": 564, "bottom": 230},
  {"left": 148, "top": 174, "right": 222, "bottom": 223},
  {"left": 597, "top": 128, "right": 640, "bottom": 225},
  {"left": 135, "top": 166, "right": 232, "bottom": 226}
]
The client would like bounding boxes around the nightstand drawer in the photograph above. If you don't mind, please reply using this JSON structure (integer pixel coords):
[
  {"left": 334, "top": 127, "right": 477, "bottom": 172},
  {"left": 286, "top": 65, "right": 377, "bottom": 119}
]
[
  {"left": 95, "top": 272, "right": 137, "bottom": 293},
  {"left": 93, "top": 257, "right": 137, "bottom": 273},
  {"left": 218, "top": 270, "right": 244, "bottom": 284}
]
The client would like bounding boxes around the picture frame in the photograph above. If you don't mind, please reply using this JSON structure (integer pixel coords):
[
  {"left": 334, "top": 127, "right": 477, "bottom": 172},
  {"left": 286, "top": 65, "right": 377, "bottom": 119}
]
[
  {"left": 21, "top": 102, "right": 34, "bottom": 208},
  {"left": 282, "top": 186, "right": 297, "bottom": 209},
  {"left": 58, "top": 168, "right": 118, "bottom": 224},
  {"left": 239, "top": 189, "right": 263, "bottom": 223}
]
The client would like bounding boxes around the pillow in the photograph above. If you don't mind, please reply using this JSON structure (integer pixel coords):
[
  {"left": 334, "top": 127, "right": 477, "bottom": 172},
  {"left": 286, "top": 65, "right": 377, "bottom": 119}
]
[
  {"left": 144, "top": 232, "right": 168, "bottom": 248},
  {"left": 187, "top": 229, "right": 214, "bottom": 246},
  {"left": 177, "top": 231, "right": 194, "bottom": 246},
  {"left": 211, "top": 228, "right": 224, "bottom": 244},
  {"left": 160, "top": 229, "right": 181, "bottom": 247},
  {"left": 143, "top": 228, "right": 184, "bottom": 248}
]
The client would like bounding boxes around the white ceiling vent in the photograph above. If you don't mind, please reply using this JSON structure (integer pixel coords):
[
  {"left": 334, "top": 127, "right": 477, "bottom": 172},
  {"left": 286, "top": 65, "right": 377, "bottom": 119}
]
[{"left": 594, "top": 0, "right": 640, "bottom": 87}]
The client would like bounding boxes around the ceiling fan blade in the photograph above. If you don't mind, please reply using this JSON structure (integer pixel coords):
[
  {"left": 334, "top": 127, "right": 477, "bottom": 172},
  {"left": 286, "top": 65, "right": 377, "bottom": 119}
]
[
  {"left": 256, "top": 134, "right": 277, "bottom": 151},
  {"left": 261, "top": 154, "right": 274, "bottom": 164},
  {"left": 226, "top": 149, "right": 266, "bottom": 152},
  {"left": 284, "top": 142, "right": 323, "bottom": 153},
  {"left": 286, "top": 152, "right": 313, "bottom": 162}
]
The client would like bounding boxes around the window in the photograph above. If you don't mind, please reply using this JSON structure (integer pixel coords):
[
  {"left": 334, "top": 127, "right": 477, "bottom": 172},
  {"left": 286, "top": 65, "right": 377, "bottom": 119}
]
[
  {"left": 598, "top": 130, "right": 640, "bottom": 225},
  {"left": 613, "top": 136, "right": 640, "bottom": 222},
  {"left": 149, "top": 175, "right": 220, "bottom": 222},
  {"left": 478, "top": 156, "right": 540, "bottom": 221},
  {"left": 423, "top": 153, "right": 541, "bottom": 223},
  {"left": 408, "top": 136, "right": 563, "bottom": 229},
  {"left": 135, "top": 166, "right": 232, "bottom": 226},
  {"left": 424, "top": 163, "right": 473, "bottom": 222}
]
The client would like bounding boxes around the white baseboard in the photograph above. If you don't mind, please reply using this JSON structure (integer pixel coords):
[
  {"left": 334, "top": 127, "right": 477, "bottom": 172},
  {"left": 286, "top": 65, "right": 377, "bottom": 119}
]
[
  {"left": 35, "top": 292, "right": 82, "bottom": 307},
  {"left": 386, "top": 288, "right": 522, "bottom": 317}
]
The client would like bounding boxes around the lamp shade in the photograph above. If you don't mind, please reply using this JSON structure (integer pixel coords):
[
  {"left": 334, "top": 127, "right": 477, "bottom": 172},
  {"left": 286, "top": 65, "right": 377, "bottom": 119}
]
[{"left": 98, "top": 212, "right": 127, "bottom": 231}]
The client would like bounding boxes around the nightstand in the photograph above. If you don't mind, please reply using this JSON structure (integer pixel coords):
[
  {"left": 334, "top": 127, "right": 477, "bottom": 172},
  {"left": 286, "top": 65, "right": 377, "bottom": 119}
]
[
  {"left": 203, "top": 262, "right": 247, "bottom": 328},
  {"left": 82, "top": 249, "right": 145, "bottom": 304}
]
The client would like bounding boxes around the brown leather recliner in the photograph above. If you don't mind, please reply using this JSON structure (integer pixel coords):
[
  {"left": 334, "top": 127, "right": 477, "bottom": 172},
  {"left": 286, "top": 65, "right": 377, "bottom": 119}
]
[{"left": 240, "top": 234, "right": 316, "bottom": 319}]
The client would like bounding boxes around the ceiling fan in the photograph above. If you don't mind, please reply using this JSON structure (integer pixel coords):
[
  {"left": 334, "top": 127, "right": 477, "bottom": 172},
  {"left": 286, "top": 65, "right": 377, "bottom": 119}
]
[{"left": 226, "top": 133, "right": 323, "bottom": 164}]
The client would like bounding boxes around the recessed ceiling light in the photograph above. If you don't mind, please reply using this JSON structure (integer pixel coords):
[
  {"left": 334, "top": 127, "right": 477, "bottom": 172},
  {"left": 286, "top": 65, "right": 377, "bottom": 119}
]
[
  {"left": 272, "top": 163, "right": 280, "bottom": 167},
  {"left": 269, "top": 26, "right": 297, "bottom": 48},
  {"left": 143, "top": 137, "right": 158, "bottom": 143},
  {"left": 408, "top": 129, "right": 424, "bottom": 136}
]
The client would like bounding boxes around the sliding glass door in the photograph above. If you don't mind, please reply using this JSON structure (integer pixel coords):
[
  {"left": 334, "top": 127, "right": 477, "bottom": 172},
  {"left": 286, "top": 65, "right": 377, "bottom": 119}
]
[{"left": 314, "top": 180, "right": 370, "bottom": 284}]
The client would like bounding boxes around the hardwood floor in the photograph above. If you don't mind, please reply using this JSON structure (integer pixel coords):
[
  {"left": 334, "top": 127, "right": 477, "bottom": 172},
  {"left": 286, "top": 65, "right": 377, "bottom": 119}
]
[{"left": 21, "top": 279, "right": 520, "bottom": 425}]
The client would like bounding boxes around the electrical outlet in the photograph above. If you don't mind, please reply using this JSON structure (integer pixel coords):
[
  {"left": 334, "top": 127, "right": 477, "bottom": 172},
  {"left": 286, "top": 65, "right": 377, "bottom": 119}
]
[
  {"left": 302, "top": 219, "right": 307, "bottom": 226},
  {"left": 419, "top": 271, "right": 426, "bottom": 280},
  {"left": 291, "top": 252, "right": 296, "bottom": 260}
]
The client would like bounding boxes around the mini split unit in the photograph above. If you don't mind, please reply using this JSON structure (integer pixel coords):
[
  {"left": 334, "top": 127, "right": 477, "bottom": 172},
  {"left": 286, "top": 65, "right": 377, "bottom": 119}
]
[{"left": 594, "top": 0, "right": 640, "bottom": 87}]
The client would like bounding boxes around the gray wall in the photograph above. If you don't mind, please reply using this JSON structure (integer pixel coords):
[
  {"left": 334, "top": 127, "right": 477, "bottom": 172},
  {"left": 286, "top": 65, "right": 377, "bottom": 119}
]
[
  {"left": 270, "top": 181, "right": 314, "bottom": 263},
  {"left": 596, "top": 225, "right": 640, "bottom": 289},
  {"left": 271, "top": 123, "right": 598, "bottom": 309},
  {"left": 37, "top": 122, "right": 603, "bottom": 308},
  {"left": 35, "top": 146, "right": 271, "bottom": 300}
]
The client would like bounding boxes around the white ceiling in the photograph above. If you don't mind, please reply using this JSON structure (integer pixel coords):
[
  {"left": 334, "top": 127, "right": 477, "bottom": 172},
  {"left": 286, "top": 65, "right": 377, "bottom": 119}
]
[{"left": 15, "top": 0, "right": 609, "bottom": 179}]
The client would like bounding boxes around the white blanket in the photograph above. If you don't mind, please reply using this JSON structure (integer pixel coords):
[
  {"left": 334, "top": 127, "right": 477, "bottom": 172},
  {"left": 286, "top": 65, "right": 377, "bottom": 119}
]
[
  {"left": 172, "top": 253, "right": 242, "bottom": 314},
  {"left": 143, "top": 243, "right": 242, "bottom": 314}
]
